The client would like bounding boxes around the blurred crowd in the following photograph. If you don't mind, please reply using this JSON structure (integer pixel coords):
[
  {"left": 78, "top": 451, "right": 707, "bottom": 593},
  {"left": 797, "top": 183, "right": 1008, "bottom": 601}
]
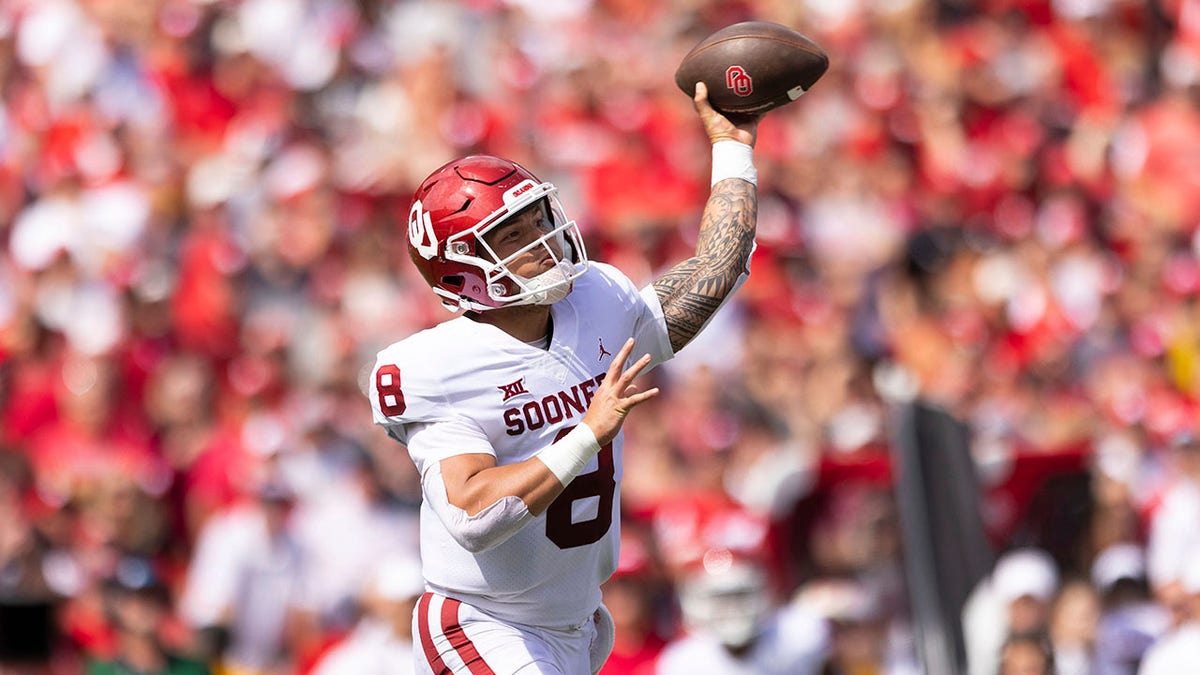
[{"left": 2, "top": 0, "right": 1200, "bottom": 673}]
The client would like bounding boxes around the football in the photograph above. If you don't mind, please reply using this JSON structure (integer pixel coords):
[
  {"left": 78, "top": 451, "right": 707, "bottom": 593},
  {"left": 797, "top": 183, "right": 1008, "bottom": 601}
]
[{"left": 674, "top": 21, "right": 829, "bottom": 116}]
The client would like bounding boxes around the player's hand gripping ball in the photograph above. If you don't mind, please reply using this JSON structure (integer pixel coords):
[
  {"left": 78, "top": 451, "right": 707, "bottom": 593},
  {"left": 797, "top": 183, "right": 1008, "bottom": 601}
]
[{"left": 674, "top": 21, "right": 829, "bottom": 116}]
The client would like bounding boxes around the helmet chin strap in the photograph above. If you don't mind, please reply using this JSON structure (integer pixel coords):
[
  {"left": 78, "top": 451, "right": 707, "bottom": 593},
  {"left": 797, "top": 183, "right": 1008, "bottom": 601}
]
[{"left": 519, "top": 260, "right": 575, "bottom": 305}]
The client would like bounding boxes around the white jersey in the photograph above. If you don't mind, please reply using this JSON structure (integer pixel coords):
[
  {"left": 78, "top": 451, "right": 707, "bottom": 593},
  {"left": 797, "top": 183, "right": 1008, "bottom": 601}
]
[{"left": 370, "top": 262, "right": 673, "bottom": 628}]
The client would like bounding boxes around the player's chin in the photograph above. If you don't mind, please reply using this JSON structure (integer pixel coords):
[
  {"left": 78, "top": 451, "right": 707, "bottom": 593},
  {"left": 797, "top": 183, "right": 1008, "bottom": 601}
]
[{"left": 522, "top": 278, "right": 574, "bottom": 306}]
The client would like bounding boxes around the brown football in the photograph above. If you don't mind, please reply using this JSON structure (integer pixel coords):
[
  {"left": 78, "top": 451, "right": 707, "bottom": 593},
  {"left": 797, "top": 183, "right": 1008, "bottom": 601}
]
[{"left": 674, "top": 21, "right": 829, "bottom": 115}]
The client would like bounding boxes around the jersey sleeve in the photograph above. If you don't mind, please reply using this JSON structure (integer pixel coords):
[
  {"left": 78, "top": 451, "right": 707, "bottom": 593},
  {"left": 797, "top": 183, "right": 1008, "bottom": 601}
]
[
  {"left": 368, "top": 343, "right": 452, "bottom": 446},
  {"left": 404, "top": 417, "right": 495, "bottom": 476},
  {"left": 636, "top": 282, "right": 675, "bottom": 369},
  {"left": 369, "top": 340, "right": 497, "bottom": 474},
  {"left": 589, "top": 262, "right": 674, "bottom": 369}
]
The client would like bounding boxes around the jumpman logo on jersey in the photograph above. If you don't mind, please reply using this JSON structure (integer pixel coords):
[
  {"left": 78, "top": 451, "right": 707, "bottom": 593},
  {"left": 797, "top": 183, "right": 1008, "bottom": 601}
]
[
  {"left": 597, "top": 338, "right": 612, "bottom": 362},
  {"left": 498, "top": 377, "right": 529, "bottom": 402}
]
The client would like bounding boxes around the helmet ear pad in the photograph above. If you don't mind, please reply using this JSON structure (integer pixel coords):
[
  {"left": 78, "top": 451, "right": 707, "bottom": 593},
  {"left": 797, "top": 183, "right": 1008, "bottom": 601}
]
[{"left": 434, "top": 270, "right": 491, "bottom": 309}]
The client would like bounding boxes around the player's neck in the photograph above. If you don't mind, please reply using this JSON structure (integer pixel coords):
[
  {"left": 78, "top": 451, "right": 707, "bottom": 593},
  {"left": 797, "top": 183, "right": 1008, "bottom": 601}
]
[{"left": 471, "top": 304, "right": 553, "bottom": 345}]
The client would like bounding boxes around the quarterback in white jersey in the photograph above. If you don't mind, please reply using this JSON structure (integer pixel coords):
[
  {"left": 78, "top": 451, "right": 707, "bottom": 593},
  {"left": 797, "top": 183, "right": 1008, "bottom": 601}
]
[
  {"left": 370, "top": 83, "right": 763, "bottom": 675},
  {"left": 373, "top": 262, "right": 673, "bottom": 625}
]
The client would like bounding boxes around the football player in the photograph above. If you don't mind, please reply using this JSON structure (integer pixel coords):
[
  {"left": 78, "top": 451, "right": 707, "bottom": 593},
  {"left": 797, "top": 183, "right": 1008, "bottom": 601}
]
[{"left": 369, "top": 83, "right": 760, "bottom": 674}]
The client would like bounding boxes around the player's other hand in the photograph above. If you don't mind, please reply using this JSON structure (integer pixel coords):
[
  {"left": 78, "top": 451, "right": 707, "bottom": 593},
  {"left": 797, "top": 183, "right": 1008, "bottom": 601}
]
[
  {"left": 581, "top": 338, "right": 660, "bottom": 447},
  {"left": 693, "top": 82, "right": 760, "bottom": 148}
]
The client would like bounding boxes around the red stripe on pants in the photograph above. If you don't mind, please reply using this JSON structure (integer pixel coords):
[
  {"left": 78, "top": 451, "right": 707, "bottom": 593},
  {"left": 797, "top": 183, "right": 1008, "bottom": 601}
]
[
  {"left": 440, "top": 597, "right": 496, "bottom": 675},
  {"left": 417, "top": 593, "right": 451, "bottom": 674}
]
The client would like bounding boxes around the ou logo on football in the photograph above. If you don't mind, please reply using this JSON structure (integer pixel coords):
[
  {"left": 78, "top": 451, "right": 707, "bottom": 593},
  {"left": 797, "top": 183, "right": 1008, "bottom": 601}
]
[
  {"left": 408, "top": 200, "right": 439, "bottom": 260},
  {"left": 726, "top": 66, "right": 753, "bottom": 97}
]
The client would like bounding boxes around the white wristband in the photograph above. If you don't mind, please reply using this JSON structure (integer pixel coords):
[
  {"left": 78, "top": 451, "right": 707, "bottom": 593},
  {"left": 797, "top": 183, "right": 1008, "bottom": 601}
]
[
  {"left": 536, "top": 424, "right": 602, "bottom": 486},
  {"left": 711, "top": 140, "right": 757, "bottom": 187}
]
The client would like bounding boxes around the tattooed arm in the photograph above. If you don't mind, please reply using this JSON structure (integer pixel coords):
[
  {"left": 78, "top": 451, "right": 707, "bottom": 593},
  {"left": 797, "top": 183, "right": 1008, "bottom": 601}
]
[{"left": 652, "top": 84, "right": 761, "bottom": 352}]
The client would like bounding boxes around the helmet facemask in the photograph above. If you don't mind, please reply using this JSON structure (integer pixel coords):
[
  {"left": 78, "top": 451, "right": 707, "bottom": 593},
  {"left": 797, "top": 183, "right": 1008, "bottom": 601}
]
[{"left": 443, "top": 180, "right": 588, "bottom": 310}]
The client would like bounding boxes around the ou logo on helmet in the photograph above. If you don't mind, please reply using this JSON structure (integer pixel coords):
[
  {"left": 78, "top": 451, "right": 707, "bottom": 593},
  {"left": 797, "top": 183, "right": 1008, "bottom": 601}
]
[
  {"left": 725, "top": 66, "right": 753, "bottom": 97},
  {"left": 408, "top": 200, "right": 439, "bottom": 260}
]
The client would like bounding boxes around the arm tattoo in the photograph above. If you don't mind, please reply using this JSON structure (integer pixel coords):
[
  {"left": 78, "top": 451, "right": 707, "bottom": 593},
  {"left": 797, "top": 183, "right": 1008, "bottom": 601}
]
[{"left": 652, "top": 178, "right": 757, "bottom": 352}]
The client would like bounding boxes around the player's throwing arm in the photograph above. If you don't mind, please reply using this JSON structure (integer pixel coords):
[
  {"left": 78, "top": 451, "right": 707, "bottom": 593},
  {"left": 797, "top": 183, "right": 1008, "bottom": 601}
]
[
  {"left": 657, "top": 21, "right": 829, "bottom": 352},
  {"left": 651, "top": 82, "right": 761, "bottom": 353}
]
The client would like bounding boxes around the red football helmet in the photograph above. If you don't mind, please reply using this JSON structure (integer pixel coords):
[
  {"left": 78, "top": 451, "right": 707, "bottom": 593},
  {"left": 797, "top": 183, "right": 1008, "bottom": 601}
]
[{"left": 406, "top": 155, "right": 588, "bottom": 312}]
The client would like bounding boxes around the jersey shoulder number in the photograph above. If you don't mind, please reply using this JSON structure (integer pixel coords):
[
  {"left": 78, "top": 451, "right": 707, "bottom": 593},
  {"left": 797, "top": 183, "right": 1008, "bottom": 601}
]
[{"left": 369, "top": 334, "right": 451, "bottom": 429}]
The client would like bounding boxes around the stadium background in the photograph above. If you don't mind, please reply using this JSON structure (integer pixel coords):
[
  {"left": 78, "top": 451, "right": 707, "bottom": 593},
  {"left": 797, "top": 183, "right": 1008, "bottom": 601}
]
[{"left": 1, "top": 0, "right": 1199, "bottom": 672}]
